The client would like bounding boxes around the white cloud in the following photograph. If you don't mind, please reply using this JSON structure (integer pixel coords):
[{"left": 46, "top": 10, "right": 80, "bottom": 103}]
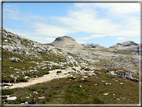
[
  {"left": 76, "top": 34, "right": 106, "bottom": 41},
  {"left": 75, "top": 39, "right": 87, "bottom": 44},
  {"left": 3, "top": 3, "right": 140, "bottom": 44},
  {"left": 5, "top": 27, "right": 55, "bottom": 43},
  {"left": 51, "top": 3, "right": 140, "bottom": 38},
  {"left": 3, "top": 4, "right": 47, "bottom": 22},
  {"left": 33, "top": 22, "right": 74, "bottom": 37},
  {"left": 45, "top": 37, "right": 55, "bottom": 43},
  {"left": 84, "top": 3, "right": 140, "bottom": 15},
  {"left": 117, "top": 37, "right": 126, "bottom": 40}
]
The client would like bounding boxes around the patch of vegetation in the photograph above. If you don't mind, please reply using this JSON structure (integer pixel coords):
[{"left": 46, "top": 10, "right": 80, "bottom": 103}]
[
  {"left": 113, "top": 50, "right": 131, "bottom": 55},
  {"left": 2, "top": 72, "right": 139, "bottom": 104},
  {"left": 2, "top": 89, "right": 14, "bottom": 95},
  {"left": 57, "top": 71, "right": 62, "bottom": 73},
  {"left": 132, "top": 73, "right": 139, "bottom": 79}
]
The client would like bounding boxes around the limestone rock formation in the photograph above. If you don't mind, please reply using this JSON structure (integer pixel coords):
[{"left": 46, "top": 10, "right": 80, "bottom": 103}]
[
  {"left": 51, "top": 36, "right": 83, "bottom": 49},
  {"left": 2, "top": 28, "right": 141, "bottom": 84},
  {"left": 82, "top": 43, "right": 105, "bottom": 49},
  {"left": 9, "top": 57, "right": 20, "bottom": 62}
]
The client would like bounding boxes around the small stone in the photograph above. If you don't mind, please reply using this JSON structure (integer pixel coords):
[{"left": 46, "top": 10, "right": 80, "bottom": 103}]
[
  {"left": 102, "top": 80, "right": 106, "bottom": 82},
  {"left": 25, "top": 102, "right": 28, "bottom": 104},
  {"left": 38, "top": 96, "right": 44, "bottom": 99},
  {"left": 103, "top": 93, "right": 108, "bottom": 95},
  {"left": 117, "top": 98, "right": 120, "bottom": 100},
  {"left": 81, "top": 78, "right": 84, "bottom": 80}
]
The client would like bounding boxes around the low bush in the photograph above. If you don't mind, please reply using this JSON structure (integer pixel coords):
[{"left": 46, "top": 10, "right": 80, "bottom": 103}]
[
  {"left": 57, "top": 71, "right": 62, "bottom": 73},
  {"left": 2, "top": 89, "right": 14, "bottom": 95}
]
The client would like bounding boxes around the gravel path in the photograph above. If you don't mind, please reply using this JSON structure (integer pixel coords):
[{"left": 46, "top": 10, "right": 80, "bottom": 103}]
[{"left": 9, "top": 69, "right": 70, "bottom": 89}]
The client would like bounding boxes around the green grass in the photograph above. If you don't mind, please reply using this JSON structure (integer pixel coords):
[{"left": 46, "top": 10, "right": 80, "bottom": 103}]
[
  {"left": 2, "top": 72, "right": 139, "bottom": 104},
  {"left": 2, "top": 49, "right": 67, "bottom": 83},
  {"left": 132, "top": 73, "right": 139, "bottom": 79}
]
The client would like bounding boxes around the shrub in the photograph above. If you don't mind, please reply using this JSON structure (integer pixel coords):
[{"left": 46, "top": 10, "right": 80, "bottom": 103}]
[
  {"left": 17, "top": 77, "right": 28, "bottom": 82},
  {"left": 3, "top": 76, "right": 14, "bottom": 83},
  {"left": 2, "top": 89, "right": 14, "bottom": 95},
  {"left": 57, "top": 71, "right": 62, "bottom": 74}
]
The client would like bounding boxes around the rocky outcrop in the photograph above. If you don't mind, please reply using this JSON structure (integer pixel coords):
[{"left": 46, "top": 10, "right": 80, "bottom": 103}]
[
  {"left": 52, "top": 36, "right": 83, "bottom": 49},
  {"left": 82, "top": 43, "right": 105, "bottom": 49},
  {"left": 2, "top": 28, "right": 61, "bottom": 60},
  {"left": 110, "top": 41, "right": 138, "bottom": 49},
  {"left": 109, "top": 41, "right": 140, "bottom": 55},
  {"left": 66, "top": 56, "right": 78, "bottom": 66},
  {"left": 104, "top": 71, "right": 140, "bottom": 82}
]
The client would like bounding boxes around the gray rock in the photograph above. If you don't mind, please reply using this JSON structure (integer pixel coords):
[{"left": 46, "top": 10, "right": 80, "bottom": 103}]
[
  {"left": 66, "top": 56, "right": 78, "bottom": 66},
  {"left": 9, "top": 57, "right": 20, "bottom": 62}
]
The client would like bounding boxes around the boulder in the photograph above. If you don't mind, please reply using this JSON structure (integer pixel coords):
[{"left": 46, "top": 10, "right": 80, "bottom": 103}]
[
  {"left": 7, "top": 96, "right": 17, "bottom": 100},
  {"left": 9, "top": 57, "right": 20, "bottom": 62}
]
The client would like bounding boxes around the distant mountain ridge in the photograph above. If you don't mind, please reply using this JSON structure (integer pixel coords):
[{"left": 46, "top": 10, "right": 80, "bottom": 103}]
[
  {"left": 109, "top": 41, "right": 141, "bottom": 55},
  {"left": 82, "top": 43, "right": 105, "bottom": 49},
  {"left": 109, "top": 41, "right": 139, "bottom": 49}
]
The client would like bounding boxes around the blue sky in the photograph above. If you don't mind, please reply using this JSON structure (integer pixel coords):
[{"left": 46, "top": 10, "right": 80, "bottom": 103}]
[{"left": 3, "top": 2, "right": 140, "bottom": 47}]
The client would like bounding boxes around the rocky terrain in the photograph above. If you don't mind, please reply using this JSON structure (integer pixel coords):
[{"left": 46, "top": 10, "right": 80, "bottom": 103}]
[
  {"left": 109, "top": 41, "right": 141, "bottom": 55},
  {"left": 1, "top": 28, "right": 141, "bottom": 104}
]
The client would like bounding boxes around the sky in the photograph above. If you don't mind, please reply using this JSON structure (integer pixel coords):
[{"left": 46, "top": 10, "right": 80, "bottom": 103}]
[{"left": 3, "top": 2, "right": 140, "bottom": 48}]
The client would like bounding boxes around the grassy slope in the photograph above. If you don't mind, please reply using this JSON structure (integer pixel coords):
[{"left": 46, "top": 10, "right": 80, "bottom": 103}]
[
  {"left": 2, "top": 48, "right": 67, "bottom": 83},
  {"left": 2, "top": 31, "right": 140, "bottom": 104},
  {"left": 2, "top": 71, "right": 139, "bottom": 104}
]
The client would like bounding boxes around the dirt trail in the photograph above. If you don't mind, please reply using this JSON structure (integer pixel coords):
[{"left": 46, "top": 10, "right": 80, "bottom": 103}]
[{"left": 9, "top": 69, "right": 70, "bottom": 89}]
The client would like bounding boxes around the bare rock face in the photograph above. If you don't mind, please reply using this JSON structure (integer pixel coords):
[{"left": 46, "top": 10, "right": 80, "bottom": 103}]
[
  {"left": 51, "top": 36, "right": 83, "bottom": 49},
  {"left": 82, "top": 43, "right": 105, "bottom": 49},
  {"left": 109, "top": 41, "right": 138, "bottom": 50},
  {"left": 109, "top": 41, "right": 140, "bottom": 55}
]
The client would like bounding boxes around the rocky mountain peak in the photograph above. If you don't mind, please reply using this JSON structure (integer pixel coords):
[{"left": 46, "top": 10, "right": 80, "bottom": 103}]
[
  {"left": 51, "top": 35, "right": 83, "bottom": 49},
  {"left": 55, "top": 36, "right": 75, "bottom": 42},
  {"left": 109, "top": 41, "right": 139, "bottom": 51}
]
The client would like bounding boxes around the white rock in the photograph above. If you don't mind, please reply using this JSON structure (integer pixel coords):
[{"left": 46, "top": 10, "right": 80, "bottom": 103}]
[
  {"left": 103, "top": 93, "right": 108, "bottom": 95},
  {"left": 25, "top": 101, "right": 28, "bottom": 104},
  {"left": 38, "top": 96, "right": 44, "bottom": 99},
  {"left": 3, "top": 86, "right": 9, "bottom": 89},
  {"left": 117, "top": 98, "right": 120, "bottom": 100},
  {"left": 7, "top": 96, "right": 17, "bottom": 100},
  {"left": 102, "top": 80, "right": 106, "bottom": 82},
  {"left": 83, "top": 76, "right": 88, "bottom": 78},
  {"left": 9, "top": 57, "right": 20, "bottom": 62},
  {"left": 24, "top": 76, "right": 29, "bottom": 79},
  {"left": 81, "top": 78, "right": 84, "bottom": 80}
]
